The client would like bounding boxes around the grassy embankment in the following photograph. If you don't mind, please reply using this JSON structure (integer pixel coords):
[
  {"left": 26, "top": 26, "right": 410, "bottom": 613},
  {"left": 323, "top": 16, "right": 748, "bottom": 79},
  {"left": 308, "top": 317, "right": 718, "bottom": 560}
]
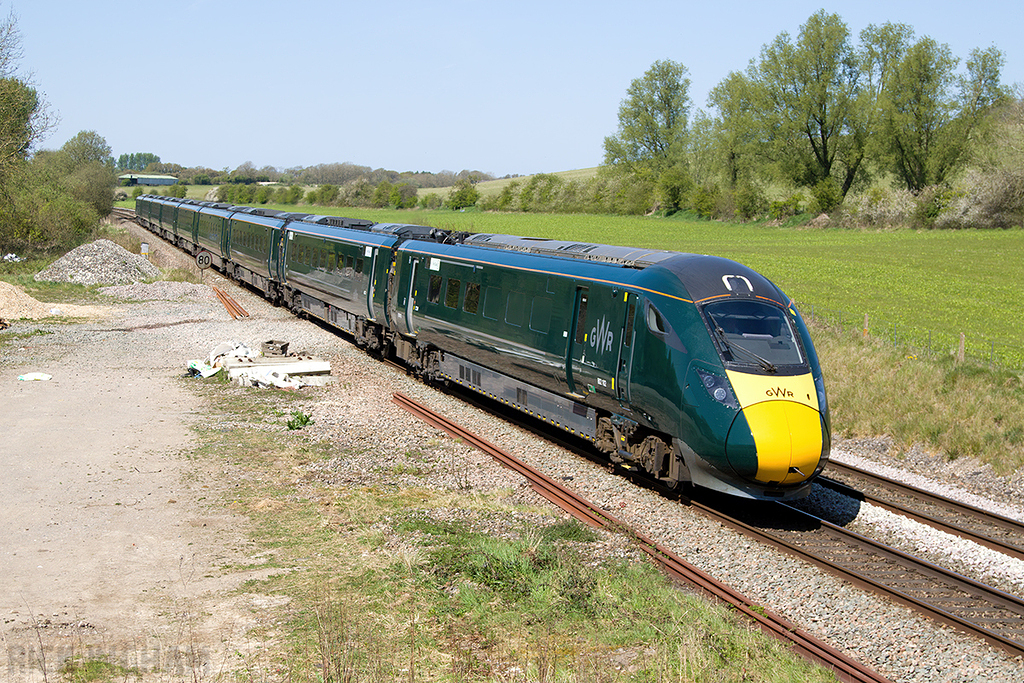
[{"left": 170, "top": 377, "right": 840, "bottom": 681}]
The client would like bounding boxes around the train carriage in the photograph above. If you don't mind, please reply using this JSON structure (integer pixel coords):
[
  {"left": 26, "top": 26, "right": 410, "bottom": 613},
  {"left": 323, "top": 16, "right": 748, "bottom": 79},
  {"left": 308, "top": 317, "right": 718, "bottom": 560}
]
[
  {"left": 390, "top": 232, "right": 830, "bottom": 499},
  {"left": 280, "top": 218, "right": 400, "bottom": 342},
  {"left": 195, "top": 204, "right": 235, "bottom": 268},
  {"left": 225, "top": 208, "right": 310, "bottom": 301},
  {"left": 173, "top": 201, "right": 204, "bottom": 254}
]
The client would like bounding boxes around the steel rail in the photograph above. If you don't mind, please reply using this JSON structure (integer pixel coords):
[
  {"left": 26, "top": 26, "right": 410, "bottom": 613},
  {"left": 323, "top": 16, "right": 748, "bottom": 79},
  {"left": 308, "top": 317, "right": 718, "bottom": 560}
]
[
  {"left": 821, "top": 460, "right": 1024, "bottom": 561},
  {"left": 693, "top": 498, "right": 1024, "bottom": 659},
  {"left": 392, "top": 391, "right": 892, "bottom": 683},
  {"left": 212, "top": 286, "right": 249, "bottom": 319}
]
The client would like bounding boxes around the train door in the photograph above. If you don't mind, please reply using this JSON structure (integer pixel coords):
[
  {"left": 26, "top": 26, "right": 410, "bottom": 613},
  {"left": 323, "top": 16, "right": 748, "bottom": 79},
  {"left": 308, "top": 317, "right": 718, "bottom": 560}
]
[
  {"left": 365, "top": 246, "right": 378, "bottom": 320},
  {"left": 567, "top": 284, "right": 624, "bottom": 406},
  {"left": 402, "top": 256, "right": 420, "bottom": 335},
  {"left": 615, "top": 293, "right": 638, "bottom": 407},
  {"left": 566, "top": 286, "right": 588, "bottom": 396}
]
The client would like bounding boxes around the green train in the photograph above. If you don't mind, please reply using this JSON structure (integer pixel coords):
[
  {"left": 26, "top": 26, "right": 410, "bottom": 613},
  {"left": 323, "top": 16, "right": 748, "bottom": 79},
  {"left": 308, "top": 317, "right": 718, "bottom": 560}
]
[{"left": 136, "top": 195, "right": 830, "bottom": 500}]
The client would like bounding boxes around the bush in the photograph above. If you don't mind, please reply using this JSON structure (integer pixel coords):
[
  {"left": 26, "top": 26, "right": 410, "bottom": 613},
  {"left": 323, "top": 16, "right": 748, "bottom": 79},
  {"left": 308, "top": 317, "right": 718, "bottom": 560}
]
[
  {"left": 809, "top": 177, "right": 842, "bottom": 214},
  {"left": 837, "top": 186, "right": 916, "bottom": 228},
  {"left": 909, "top": 185, "right": 960, "bottom": 229},
  {"left": 769, "top": 194, "right": 803, "bottom": 220},
  {"left": 657, "top": 167, "right": 692, "bottom": 212},
  {"left": 275, "top": 184, "right": 304, "bottom": 205},
  {"left": 934, "top": 169, "right": 1024, "bottom": 229},
  {"left": 733, "top": 182, "right": 767, "bottom": 220},
  {"left": 445, "top": 179, "right": 480, "bottom": 210},
  {"left": 419, "top": 193, "right": 442, "bottom": 209},
  {"left": 307, "top": 184, "right": 339, "bottom": 206},
  {"left": 691, "top": 184, "right": 719, "bottom": 218}
]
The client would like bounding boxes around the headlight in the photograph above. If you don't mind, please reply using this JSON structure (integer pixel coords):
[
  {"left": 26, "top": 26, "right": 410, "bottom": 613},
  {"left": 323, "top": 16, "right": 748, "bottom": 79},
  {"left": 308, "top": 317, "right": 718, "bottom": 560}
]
[{"left": 695, "top": 368, "right": 739, "bottom": 410}]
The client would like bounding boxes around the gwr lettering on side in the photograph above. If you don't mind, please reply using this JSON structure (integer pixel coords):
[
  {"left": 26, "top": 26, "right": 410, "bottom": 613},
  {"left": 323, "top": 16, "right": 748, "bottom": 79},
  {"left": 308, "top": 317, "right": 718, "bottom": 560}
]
[
  {"left": 590, "top": 316, "right": 615, "bottom": 354},
  {"left": 766, "top": 386, "right": 794, "bottom": 398}
]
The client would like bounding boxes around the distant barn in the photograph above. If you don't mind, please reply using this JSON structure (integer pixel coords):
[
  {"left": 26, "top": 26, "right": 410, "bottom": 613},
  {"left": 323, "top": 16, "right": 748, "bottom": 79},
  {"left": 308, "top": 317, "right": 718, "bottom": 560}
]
[{"left": 119, "top": 174, "right": 178, "bottom": 186}]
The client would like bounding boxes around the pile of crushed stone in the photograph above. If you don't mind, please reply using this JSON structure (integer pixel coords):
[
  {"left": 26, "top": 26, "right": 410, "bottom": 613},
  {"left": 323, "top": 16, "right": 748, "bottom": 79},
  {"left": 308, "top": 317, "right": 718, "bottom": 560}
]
[
  {"left": 34, "top": 239, "right": 161, "bottom": 286},
  {"left": 0, "top": 281, "right": 115, "bottom": 320}
]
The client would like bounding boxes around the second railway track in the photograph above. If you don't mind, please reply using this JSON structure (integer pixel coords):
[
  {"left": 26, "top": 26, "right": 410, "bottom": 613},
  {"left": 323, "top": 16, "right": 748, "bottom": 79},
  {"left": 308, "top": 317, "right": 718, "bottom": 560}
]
[
  {"left": 695, "top": 493, "right": 1024, "bottom": 659},
  {"left": 820, "top": 460, "right": 1024, "bottom": 561}
]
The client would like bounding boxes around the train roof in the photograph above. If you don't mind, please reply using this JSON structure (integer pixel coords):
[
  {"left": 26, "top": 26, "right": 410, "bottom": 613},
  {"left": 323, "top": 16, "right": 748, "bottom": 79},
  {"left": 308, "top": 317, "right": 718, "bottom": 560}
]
[{"left": 463, "top": 233, "right": 681, "bottom": 269}]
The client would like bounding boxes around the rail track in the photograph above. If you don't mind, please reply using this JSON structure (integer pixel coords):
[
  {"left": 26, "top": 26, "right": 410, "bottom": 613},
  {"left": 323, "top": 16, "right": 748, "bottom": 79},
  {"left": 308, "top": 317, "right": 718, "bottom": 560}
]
[
  {"left": 820, "top": 460, "right": 1024, "bottom": 561},
  {"left": 694, "top": 493, "right": 1024, "bottom": 659},
  {"left": 393, "top": 391, "right": 892, "bottom": 683}
]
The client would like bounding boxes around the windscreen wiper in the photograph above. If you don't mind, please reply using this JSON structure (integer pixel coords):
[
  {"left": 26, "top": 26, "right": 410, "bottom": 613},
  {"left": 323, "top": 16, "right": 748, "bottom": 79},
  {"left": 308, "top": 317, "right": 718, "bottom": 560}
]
[{"left": 715, "top": 326, "right": 777, "bottom": 373}]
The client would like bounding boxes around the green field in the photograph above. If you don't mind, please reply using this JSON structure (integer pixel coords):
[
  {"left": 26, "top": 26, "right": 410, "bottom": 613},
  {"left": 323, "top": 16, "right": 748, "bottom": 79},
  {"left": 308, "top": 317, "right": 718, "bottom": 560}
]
[{"left": 252, "top": 206, "right": 1022, "bottom": 368}]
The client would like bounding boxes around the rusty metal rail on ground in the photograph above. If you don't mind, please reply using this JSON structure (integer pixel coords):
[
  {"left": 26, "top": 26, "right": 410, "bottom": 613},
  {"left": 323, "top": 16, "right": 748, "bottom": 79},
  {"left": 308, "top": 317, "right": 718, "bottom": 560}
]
[
  {"left": 212, "top": 286, "right": 249, "bottom": 319},
  {"left": 391, "top": 391, "right": 891, "bottom": 683}
]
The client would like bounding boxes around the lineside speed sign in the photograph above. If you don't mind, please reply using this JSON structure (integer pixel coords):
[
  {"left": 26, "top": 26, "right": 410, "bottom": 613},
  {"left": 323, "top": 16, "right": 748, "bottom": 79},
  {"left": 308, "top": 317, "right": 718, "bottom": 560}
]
[{"left": 195, "top": 251, "right": 213, "bottom": 270}]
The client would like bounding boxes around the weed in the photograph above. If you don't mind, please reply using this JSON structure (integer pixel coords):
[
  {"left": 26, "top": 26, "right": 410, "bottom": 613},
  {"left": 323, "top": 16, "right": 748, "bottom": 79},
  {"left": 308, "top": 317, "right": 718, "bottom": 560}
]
[
  {"left": 161, "top": 267, "right": 199, "bottom": 283},
  {"left": 59, "top": 655, "right": 142, "bottom": 682},
  {"left": 286, "top": 409, "right": 314, "bottom": 430}
]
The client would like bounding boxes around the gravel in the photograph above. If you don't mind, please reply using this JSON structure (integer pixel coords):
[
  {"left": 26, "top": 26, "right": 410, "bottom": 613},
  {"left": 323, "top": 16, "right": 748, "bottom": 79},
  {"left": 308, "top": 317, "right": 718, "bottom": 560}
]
[
  {"left": 34, "top": 239, "right": 161, "bottom": 285},
  {"left": 7, "top": 228, "right": 1024, "bottom": 682}
]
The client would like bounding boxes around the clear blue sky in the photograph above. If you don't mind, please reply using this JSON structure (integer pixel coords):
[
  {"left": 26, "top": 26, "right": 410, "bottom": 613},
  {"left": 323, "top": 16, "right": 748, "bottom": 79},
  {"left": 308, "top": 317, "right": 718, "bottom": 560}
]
[{"left": 11, "top": 0, "right": 1022, "bottom": 177}]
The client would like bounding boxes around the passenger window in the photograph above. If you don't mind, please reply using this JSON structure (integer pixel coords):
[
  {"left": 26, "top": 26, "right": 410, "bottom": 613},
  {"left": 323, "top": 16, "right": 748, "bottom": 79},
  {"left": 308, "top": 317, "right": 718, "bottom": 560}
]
[
  {"left": 356, "top": 258, "right": 364, "bottom": 274},
  {"left": 574, "top": 289, "right": 589, "bottom": 344},
  {"left": 428, "top": 274, "right": 442, "bottom": 304},
  {"left": 505, "top": 291, "right": 526, "bottom": 327},
  {"left": 464, "top": 283, "right": 480, "bottom": 314},
  {"left": 445, "top": 278, "right": 461, "bottom": 308},
  {"left": 530, "top": 297, "right": 552, "bottom": 334},
  {"left": 483, "top": 286, "right": 502, "bottom": 320}
]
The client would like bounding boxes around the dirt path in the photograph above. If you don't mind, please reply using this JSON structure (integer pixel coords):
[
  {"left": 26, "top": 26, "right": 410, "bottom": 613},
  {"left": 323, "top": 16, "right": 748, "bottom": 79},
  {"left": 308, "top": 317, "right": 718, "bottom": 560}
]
[{"left": 0, "top": 275, "right": 292, "bottom": 681}]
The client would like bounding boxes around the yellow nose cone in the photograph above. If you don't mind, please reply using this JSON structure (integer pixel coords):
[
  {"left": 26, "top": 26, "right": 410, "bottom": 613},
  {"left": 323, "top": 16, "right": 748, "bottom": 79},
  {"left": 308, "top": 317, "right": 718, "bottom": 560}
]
[{"left": 743, "top": 400, "right": 823, "bottom": 484}]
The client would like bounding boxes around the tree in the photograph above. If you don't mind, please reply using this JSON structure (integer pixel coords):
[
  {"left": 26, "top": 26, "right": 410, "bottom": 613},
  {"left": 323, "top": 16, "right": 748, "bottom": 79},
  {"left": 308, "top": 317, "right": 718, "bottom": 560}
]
[
  {"left": 0, "top": 76, "right": 36, "bottom": 173},
  {"left": 603, "top": 59, "right": 691, "bottom": 178},
  {"left": 60, "top": 130, "right": 113, "bottom": 169},
  {"left": 745, "top": 11, "right": 865, "bottom": 197},
  {"left": 707, "top": 71, "right": 760, "bottom": 188},
  {"left": 0, "top": 10, "right": 53, "bottom": 182},
  {"left": 445, "top": 179, "right": 479, "bottom": 210},
  {"left": 880, "top": 41, "right": 1007, "bottom": 192},
  {"left": 116, "top": 152, "right": 160, "bottom": 171},
  {"left": 878, "top": 38, "right": 960, "bottom": 192}
]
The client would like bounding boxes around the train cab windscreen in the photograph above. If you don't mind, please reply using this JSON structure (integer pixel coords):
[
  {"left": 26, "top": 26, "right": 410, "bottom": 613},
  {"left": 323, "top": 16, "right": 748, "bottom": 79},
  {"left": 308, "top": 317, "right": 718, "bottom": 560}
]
[{"left": 703, "top": 300, "right": 804, "bottom": 371}]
